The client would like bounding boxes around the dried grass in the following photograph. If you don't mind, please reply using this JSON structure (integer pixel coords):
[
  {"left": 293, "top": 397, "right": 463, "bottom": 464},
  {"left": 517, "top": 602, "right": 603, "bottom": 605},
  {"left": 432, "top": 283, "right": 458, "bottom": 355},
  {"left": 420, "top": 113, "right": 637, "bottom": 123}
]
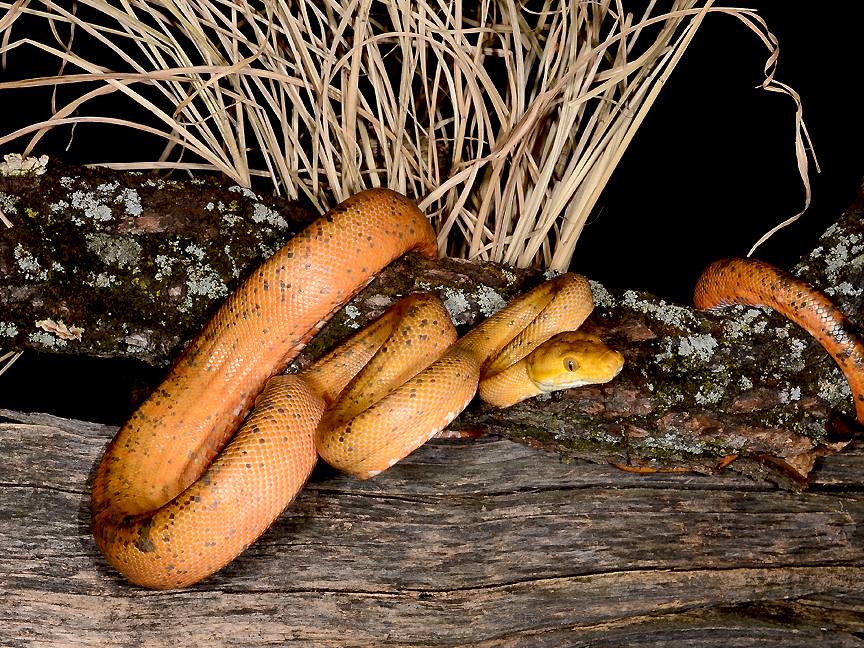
[
  {"left": 0, "top": 0, "right": 813, "bottom": 265},
  {"left": 0, "top": 1, "right": 814, "bottom": 372}
]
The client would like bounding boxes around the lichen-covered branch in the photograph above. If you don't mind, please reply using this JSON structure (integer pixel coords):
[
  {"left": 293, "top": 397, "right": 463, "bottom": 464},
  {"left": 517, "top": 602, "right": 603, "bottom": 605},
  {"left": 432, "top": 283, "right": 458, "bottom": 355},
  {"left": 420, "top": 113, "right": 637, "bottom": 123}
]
[
  {"left": 0, "top": 158, "right": 313, "bottom": 364},
  {"left": 3, "top": 159, "right": 863, "bottom": 486}
]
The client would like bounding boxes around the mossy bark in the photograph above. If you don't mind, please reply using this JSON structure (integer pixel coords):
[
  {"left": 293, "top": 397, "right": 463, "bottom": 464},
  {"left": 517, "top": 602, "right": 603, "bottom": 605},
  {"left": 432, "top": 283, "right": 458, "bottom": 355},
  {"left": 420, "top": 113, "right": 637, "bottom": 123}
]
[{"left": 2, "top": 160, "right": 863, "bottom": 487}]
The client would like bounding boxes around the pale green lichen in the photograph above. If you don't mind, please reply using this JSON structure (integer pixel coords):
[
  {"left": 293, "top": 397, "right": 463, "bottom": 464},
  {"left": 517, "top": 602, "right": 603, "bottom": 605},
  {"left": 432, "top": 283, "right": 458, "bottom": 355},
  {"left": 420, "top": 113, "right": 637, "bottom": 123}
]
[
  {"left": 154, "top": 254, "right": 175, "bottom": 281},
  {"left": 14, "top": 244, "right": 48, "bottom": 280},
  {"left": 693, "top": 365, "right": 730, "bottom": 406},
  {"left": 778, "top": 336, "right": 807, "bottom": 372},
  {"left": 85, "top": 232, "right": 142, "bottom": 269},
  {"left": 721, "top": 306, "right": 767, "bottom": 339},
  {"left": 475, "top": 284, "right": 506, "bottom": 316},
  {"left": 28, "top": 330, "right": 67, "bottom": 348},
  {"left": 640, "top": 430, "right": 706, "bottom": 456},
  {"left": 49, "top": 199, "right": 69, "bottom": 214},
  {"left": 695, "top": 383, "right": 725, "bottom": 406},
  {"left": 251, "top": 202, "right": 289, "bottom": 229},
  {"left": 217, "top": 201, "right": 241, "bottom": 227},
  {"left": 257, "top": 240, "right": 278, "bottom": 257},
  {"left": 819, "top": 233, "right": 864, "bottom": 284},
  {"left": 826, "top": 281, "right": 863, "bottom": 298},
  {"left": 779, "top": 385, "right": 802, "bottom": 404},
  {"left": 588, "top": 280, "right": 616, "bottom": 309},
  {"left": 118, "top": 187, "right": 143, "bottom": 216},
  {"left": 0, "top": 322, "right": 18, "bottom": 337},
  {"left": 184, "top": 243, "right": 206, "bottom": 260},
  {"left": 229, "top": 185, "right": 259, "bottom": 200},
  {"left": 621, "top": 290, "right": 696, "bottom": 330},
  {"left": 69, "top": 185, "right": 113, "bottom": 225},
  {"left": 442, "top": 287, "right": 472, "bottom": 323},
  {"left": 91, "top": 272, "right": 118, "bottom": 288},
  {"left": 677, "top": 334, "right": 717, "bottom": 362},
  {"left": 142, "top": 177, "right": 182, "bottom": 190},
  {"left": 221, "top": 245, "right": 241, "bottom": 279},
  {"left": 499, "top": 267, "right": 518, "bottom": 283},
  {"left": 0, "top": 192, "right": 18, "bottom": 214},
  {"left": 343, "top": 303, "right": 362, "bottom": 328},
  {"left": 654, "top": 333, "right": 717, "bottom": 365},
  {"left": 180, "top": 264, "right": 228, "bottom": 312},
  {"left": 818, "top": 368, "right": 852, "bottom": 409}
]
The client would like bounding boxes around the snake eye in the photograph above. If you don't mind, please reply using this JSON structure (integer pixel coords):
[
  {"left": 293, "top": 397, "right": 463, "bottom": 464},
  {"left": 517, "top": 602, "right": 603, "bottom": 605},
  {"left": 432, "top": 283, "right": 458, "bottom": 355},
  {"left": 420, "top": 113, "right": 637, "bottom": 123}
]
[{"left": 564, "top": 358, "right": 578, "bottom": 372}]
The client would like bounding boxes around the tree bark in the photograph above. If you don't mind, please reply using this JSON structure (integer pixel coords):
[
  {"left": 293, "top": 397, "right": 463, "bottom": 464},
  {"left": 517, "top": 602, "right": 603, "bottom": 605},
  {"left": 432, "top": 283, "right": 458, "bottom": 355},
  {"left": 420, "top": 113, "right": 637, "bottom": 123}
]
[
  {"left": 0, "top": 408, "right": 862, "bottom": 646},
  {"left": 3, "top": 161, "right": 863, "bottom": 486}
]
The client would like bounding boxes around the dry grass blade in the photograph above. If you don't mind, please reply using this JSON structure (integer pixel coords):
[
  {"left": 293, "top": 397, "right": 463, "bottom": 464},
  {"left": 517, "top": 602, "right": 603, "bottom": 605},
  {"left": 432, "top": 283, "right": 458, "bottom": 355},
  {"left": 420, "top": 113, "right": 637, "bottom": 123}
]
[
  {"left": 0, "top": 350, "right": 22, "bottom": 378},
  {"left": 0, "top": 0, "right": 813, "bottom": 269}
]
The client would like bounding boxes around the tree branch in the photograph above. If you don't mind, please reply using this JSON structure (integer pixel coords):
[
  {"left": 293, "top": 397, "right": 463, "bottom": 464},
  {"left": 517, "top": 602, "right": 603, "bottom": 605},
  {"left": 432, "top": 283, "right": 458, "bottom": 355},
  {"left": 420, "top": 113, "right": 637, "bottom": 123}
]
[{"left": 2, "top": 159, "right": 862, "bottom": 486}]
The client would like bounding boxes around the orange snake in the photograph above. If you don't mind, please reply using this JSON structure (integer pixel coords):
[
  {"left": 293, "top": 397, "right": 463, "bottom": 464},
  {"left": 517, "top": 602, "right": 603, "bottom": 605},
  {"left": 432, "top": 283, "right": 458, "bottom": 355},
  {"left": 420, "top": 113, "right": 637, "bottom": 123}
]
[
  {"left": 92, "top": 188, "right": 862, "bottom": 590},
  {"left": 695, "top": 257, "right": 864, "bottom": 424},
  {"left": 91, "top": 188, "right": 624, "bottom": 589}
]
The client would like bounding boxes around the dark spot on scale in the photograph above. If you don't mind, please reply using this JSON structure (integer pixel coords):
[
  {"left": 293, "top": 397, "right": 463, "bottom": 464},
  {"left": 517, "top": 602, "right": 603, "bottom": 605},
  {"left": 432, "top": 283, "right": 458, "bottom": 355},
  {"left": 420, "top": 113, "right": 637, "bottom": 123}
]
[
  {"left": 135, "top": 519, "right": 157, "bottom": 553},
  {"left": 263, "top": 280, "right": 270, "bottom": 291}
]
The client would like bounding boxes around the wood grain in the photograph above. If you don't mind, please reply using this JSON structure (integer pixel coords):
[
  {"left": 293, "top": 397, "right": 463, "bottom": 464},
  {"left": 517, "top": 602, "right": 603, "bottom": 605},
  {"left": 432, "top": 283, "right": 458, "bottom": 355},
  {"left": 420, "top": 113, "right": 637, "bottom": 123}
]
[{"left": 1, "top": 409, "right": 861, "bottom": 646}]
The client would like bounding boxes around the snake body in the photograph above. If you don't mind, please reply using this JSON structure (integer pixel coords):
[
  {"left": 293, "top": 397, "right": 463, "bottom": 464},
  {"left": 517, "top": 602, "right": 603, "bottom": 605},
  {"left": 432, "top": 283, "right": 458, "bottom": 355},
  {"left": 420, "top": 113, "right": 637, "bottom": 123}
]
[
  {"left": 91, "top": 189, "right": 861, "bottom": 590},
  {"left": 91, "top": 188, "right": 623, "bottom": 589},
  {"left": 694, "top": 257, "right": 864, "bottom": 423}
]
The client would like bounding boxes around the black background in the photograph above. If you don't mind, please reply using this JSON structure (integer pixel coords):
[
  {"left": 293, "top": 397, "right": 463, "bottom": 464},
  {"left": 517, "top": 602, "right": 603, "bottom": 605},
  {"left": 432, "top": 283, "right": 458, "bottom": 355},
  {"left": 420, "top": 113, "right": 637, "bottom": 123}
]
[{"left": 1, "top": 3, "right": 862, "bottom": 422}]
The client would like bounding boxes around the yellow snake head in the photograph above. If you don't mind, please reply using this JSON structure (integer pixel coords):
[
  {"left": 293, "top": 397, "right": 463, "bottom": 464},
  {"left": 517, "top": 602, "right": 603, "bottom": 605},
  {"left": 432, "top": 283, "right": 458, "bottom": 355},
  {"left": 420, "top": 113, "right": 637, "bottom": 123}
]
[{"left": 526, "top": 331, "right": 624, "bottom": 393}]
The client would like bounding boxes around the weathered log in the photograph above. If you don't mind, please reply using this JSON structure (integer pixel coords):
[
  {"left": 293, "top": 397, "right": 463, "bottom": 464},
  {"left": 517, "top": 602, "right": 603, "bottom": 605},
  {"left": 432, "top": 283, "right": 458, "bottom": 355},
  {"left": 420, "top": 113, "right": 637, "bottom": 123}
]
[
  {"left": 2, "top": 160, "right": 863, "bottom": 485},
  {"left": 0, "top": 408, "right": 861, "bottom": 645}
]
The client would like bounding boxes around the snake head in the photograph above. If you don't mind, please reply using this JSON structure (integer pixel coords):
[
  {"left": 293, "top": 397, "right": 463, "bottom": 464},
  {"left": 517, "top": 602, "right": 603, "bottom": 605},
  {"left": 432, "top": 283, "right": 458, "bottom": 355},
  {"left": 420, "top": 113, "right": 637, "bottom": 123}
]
[{"left": 526, "top": 331, "right": 624, "bottom": 393}]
